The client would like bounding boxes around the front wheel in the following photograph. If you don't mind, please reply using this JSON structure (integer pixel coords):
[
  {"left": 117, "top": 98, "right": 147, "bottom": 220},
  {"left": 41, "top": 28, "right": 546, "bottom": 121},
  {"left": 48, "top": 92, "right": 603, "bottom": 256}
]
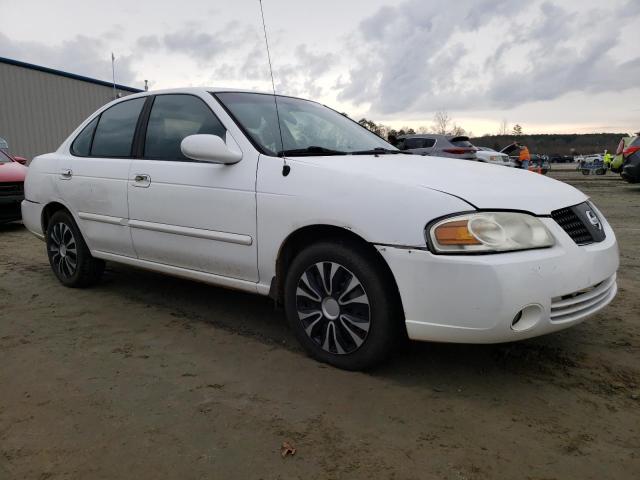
[
  {"left": 46, "top": 210, "right": 105, "bottom": 288},
  {"left": 284, "top": 240, "right": 402, "bottom": 370}
]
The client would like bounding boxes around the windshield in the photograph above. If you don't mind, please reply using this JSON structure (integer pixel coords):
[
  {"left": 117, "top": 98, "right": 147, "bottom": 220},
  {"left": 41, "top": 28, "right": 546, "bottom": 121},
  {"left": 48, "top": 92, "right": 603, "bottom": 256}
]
[
  {"left": 0, "top": 150, "right": 12, "bottom": 163},
  {"left": 214, "top": 92, "right": 393, "bottom": 156}
]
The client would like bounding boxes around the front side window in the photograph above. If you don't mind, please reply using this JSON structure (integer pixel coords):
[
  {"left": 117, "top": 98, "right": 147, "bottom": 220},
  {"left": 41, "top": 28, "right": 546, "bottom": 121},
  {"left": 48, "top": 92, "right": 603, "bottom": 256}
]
[
  {"left": 91, "top": 98, "right": 146, "bottom": 157},
  {"left": 144, "top": 94, "right": 226, "bottom": 161},
  {"left": 214, "top": 92, "right": 393, "bottom": 156}
]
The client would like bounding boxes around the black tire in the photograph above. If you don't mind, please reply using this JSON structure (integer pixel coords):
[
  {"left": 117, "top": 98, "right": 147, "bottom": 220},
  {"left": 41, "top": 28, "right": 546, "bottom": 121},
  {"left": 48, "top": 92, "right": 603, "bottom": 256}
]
[
  {"left": 46, "top": 210, "right": 105, "bottom": 288},
  {"left": 284, "top": 240, "right": 402, "bottom": 370}
]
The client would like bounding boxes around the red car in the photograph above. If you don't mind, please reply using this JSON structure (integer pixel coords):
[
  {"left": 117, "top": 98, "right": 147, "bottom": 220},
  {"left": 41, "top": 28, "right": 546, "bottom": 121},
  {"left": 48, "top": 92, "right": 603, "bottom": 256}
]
[{"left": 0, "top": 150, "right": 28, "bottom": 224}]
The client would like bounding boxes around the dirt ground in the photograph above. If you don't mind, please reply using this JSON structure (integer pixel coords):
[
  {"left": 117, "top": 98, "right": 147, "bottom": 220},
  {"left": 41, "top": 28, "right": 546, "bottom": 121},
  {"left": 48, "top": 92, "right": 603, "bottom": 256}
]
[{"left": 1, "top": 169, "right": 639, "bottom": 480}]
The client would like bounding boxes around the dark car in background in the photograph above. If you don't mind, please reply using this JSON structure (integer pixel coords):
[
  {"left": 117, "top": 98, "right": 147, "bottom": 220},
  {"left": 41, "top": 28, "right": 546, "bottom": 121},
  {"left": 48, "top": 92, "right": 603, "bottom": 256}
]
[
  {"left": 396, "top": 134, "right": 478, "bottom": 160},
  {"left": 0, "top": 149, "right": 27, "bottom": 224},
  {"left": 617, "top": 134, "right": 640, "bottom": 183}
]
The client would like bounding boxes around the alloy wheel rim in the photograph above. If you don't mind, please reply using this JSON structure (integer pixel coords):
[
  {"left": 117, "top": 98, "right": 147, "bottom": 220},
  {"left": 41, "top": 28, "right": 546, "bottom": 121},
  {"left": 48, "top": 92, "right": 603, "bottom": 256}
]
[
  {"left": 296, "top": 262, "right": 371, "bottom": 355},
  {"left": 49, "top": 222, "right": 78, "bottom": 278}
]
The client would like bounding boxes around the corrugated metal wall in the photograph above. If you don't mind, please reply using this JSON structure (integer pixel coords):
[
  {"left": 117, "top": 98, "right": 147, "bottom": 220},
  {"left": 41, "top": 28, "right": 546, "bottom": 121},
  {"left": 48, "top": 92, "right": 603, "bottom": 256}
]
[{"left": 0, "top": 62, "right": 135, "bottom": 160}]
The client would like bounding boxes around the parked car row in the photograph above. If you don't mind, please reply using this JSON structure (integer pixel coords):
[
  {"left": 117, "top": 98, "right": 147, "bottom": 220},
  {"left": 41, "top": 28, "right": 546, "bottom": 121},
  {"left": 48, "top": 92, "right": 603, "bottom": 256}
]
[
  {"left": 392, "top": 134, "right": 549, "bottom": 172},
  {"left": 613, "top": 134, "right": 640, "bottom": 183}
]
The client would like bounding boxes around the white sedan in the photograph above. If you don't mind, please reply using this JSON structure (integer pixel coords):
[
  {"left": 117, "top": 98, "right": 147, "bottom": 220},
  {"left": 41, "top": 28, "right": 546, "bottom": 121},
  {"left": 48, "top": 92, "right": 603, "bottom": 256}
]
[
  {"left": 475, "top": 146, "right": 518, "bottom": 167},
  {"left": 22, "top": 88, "right": 619, "bottom": 370}
]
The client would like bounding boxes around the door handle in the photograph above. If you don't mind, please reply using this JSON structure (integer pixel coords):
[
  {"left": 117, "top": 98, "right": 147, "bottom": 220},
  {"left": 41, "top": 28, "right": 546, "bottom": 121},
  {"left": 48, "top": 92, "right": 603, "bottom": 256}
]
[
  {"left": 60, "top": 169, "right": 73, "bottom": 179},
  {"left": 132, "top": 174, "right": 151, "bottom": 187}
]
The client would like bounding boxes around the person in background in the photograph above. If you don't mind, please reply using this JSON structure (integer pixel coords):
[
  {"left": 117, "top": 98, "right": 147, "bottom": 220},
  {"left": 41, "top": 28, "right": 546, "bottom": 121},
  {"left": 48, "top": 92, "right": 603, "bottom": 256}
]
[
  {"left": 603, "top": 150, "right": 613, "bottom": 169},
  {"left": 519, "top": 144, "right": 531, "bottom": 170}
]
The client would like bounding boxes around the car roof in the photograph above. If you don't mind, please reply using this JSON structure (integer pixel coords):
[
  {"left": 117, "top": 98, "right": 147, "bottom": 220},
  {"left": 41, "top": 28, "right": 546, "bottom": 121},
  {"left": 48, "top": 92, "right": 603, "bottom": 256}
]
[
  {"left": 110, "top": 87, "right": 325, "bottom": 109},
  {"left": 397, "top": 134, "right": 449, "bottom": 139},
  {"left": 122, "top": 87, "right": 296, "bottom": 100}
]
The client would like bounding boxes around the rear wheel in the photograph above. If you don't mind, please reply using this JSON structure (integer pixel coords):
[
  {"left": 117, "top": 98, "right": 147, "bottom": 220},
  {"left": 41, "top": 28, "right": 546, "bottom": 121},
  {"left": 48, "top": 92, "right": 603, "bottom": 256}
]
[
  {"left": 46, "top": 210, "right": 104, "bottom": 287},
  {"left": 284, "top": 240, "right": 401, "bottom": 370}
]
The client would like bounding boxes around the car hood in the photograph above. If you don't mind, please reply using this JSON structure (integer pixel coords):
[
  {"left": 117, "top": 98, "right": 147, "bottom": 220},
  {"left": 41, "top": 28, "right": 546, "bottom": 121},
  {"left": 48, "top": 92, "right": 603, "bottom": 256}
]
[
  {"left": 0, "top": 161, "right": 27, "bottom": 182},
  {"left": 295, "top": 154, "right": 586, "bottom": 215}
]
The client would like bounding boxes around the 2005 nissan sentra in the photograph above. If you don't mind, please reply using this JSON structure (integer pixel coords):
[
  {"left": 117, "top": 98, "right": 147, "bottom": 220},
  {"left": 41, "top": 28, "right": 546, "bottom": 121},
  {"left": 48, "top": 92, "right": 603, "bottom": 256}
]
[{"left": 21, "top": 88, "right": 619, "bottom": 370}]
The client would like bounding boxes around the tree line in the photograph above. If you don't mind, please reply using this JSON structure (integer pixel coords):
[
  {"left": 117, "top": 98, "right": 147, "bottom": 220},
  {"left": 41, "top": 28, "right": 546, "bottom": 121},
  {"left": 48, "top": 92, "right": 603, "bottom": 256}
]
[{"left": 355, "top": 111, "right": 626, "bottom": 155}]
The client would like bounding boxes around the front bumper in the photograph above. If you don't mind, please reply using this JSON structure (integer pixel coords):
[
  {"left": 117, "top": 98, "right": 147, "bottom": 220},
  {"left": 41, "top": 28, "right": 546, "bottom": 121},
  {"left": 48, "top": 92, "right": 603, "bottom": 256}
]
[
  {"left": 376, "top": 218, "right": 619, "bottom": 343},
  {"left": 0, "top": 194, "right": 24, "bottom": 223}
]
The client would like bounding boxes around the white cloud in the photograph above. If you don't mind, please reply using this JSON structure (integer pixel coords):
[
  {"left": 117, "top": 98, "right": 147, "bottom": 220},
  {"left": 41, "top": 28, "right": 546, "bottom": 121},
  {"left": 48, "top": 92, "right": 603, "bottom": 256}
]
[
  {"left": 336, "top": 0, "right": 640, "bottom": 119},
  {"left": 1, "top": 0, "right": 638, "bottom": 134},
  {"left": 0, "top": 32, "right": 138, "bottom": 85}
]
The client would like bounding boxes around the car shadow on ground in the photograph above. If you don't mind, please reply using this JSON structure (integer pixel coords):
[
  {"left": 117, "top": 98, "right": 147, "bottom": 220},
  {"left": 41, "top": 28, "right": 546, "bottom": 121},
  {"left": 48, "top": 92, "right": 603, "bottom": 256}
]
[
  {"left": 2, "top": 220, "right": 592, "bottom": 391},
  {"left": 0, "top": 222, "right": 25, "bottom": 233},
  {"left": 99, "top": 261, "right": 584, "bottom": 390}
]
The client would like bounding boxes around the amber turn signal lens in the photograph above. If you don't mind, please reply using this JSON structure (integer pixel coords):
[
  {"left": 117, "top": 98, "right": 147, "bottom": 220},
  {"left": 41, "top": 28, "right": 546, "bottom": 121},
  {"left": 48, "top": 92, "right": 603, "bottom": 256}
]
[{"left": 433, "top": 220, "right": 481, "bottom": 245}]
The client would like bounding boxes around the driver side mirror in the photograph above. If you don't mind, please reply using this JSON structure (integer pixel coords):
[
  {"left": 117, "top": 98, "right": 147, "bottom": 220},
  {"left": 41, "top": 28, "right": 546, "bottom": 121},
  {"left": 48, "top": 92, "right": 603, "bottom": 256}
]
[
  {"left": 180, "top": 134, "right": 242, "bottom": 164},
  {"left": 13, "top": 156, "right": 28, "bottom": 165}
]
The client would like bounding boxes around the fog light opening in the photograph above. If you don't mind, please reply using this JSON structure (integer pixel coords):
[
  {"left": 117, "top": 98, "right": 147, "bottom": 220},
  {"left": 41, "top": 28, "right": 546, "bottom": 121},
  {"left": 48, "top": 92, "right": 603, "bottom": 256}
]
[
  {"left": 511, "top": 311, "right": 523, "bottom": 328},
  {"left": 511, "top": 305, "right": 543, "bottom": 332}
]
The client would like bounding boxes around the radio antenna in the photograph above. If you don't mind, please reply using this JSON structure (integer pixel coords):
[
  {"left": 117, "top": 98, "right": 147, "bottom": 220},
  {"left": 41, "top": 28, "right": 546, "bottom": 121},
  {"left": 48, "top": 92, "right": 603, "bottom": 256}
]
[{"left": 258, "top": 0, "right": 289, "bottom": 175}]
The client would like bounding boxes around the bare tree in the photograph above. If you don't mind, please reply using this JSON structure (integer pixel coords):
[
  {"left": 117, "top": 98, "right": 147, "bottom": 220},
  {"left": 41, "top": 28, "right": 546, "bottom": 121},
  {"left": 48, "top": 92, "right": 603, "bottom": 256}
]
[
  {"left": 498, "top": 119, "right": 509, "bottom": 136},
  {"left": 450, "top": 124, "right": 467, "bottom": 136},
  {"left": 432, "top": 111, "right": 451, "bottom": 135}
]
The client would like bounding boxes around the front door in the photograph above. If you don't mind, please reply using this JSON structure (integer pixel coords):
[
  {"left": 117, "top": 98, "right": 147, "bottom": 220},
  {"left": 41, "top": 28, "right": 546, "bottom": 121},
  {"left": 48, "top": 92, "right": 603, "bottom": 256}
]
[{"left": 127, "top": 93, "right": 258, "bottom": 282}]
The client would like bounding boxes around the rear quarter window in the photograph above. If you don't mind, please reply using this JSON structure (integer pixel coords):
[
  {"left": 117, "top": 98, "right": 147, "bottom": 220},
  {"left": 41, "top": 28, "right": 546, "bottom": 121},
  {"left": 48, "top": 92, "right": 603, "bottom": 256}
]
[
  {"left": 71, "top": 117, "right": 99, "bottom": 156},
  {"left": 449, "top": 137, "right": 473, "bottom": 147}
]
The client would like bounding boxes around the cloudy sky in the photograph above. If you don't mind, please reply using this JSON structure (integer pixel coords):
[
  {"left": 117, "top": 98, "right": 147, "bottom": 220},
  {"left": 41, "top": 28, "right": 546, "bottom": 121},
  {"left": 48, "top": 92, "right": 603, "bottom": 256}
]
[{"left": 1, "top": 0, "right": 639, "bottom": 135}]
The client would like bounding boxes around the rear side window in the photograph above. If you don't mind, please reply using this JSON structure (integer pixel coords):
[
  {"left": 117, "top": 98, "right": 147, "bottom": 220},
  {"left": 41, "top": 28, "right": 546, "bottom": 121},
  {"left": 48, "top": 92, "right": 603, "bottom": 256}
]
[
  {"left": 91, "top": 98, "right": 146, "bottom": 157},
  {"left": 404, "top": 138, "right": 435, "bottom": 149},
  {"left": 449, "top": 137, "right": 473, "bottom": 147},
  {"left": 144, "top": 94, "right": 226, "bottom": 161},
  {"left": 71, "top": 117, "right": 99, "bottom": 156}
]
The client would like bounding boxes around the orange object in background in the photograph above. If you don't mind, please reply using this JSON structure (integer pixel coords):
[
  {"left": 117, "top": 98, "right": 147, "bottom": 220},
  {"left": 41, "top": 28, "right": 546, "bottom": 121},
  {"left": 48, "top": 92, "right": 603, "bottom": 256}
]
[{"left": 519, "top": 146, "right": 531, "bottom": 162}]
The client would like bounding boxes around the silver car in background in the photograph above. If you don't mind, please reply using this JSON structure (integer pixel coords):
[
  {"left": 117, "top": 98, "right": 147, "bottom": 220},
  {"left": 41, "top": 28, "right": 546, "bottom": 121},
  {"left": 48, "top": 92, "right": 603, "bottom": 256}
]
[{"left": 396, "top": 134, "right": 478, "bottom": 160}]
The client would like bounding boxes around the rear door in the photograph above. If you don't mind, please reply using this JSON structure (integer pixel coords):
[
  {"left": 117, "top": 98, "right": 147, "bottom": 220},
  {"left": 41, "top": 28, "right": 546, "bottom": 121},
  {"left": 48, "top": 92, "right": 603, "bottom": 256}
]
[
  {"left": 58, "top": 97, "right": 147, "bottom": 257},
  {"left": 127, "top": 93, "right": 258, "bottom": 281}
]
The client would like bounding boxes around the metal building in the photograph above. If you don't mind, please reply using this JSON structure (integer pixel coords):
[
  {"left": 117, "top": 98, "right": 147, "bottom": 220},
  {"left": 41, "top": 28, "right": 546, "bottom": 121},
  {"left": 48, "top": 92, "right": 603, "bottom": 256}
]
[{"left": 0, "top": 56, "right": 142, "bottom": 160}]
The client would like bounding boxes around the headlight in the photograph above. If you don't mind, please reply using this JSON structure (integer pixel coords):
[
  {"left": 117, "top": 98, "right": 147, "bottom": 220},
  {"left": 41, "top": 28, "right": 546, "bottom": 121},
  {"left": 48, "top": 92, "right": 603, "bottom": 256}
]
[{"left": 428, "top": 212, "right": 555, "bottom": 253}]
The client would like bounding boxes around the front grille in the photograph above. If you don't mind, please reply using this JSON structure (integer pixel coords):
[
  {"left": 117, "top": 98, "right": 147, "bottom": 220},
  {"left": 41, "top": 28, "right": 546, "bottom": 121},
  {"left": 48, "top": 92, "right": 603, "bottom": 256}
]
[
  {"left": 550, "top": 275, "right": 617, "bottom": 323},
  {"left": 551, "top": 201, "right": 606, "bottom": 245},
  {"left": 551, "top": 206, "right": 593, "bottom": 244},
  {"left": 0, "top": 182, "right": 24, "bottom": 196}
]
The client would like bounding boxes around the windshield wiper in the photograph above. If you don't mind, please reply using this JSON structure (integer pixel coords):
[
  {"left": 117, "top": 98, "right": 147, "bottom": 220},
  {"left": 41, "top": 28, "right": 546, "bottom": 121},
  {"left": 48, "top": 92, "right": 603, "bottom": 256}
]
[
  {"left": 349, "top": 148, "right": 412, "bottom": 155},
  {"left": 279, "top": 146, "right": 347, "bottom": 156}
]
